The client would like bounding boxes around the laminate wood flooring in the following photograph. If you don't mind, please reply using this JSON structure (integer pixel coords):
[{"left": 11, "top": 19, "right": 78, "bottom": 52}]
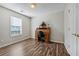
[{"left": 0, "top": 39, "right": 69, "bottom": 56}]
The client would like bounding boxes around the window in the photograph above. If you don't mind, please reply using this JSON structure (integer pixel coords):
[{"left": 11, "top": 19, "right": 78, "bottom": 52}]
[{"left": 10, "top": 16, "right": 22, "bottom": 36}]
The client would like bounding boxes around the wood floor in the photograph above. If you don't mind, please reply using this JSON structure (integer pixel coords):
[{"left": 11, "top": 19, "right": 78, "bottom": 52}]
[{"left": 0, "top": 39, "right": 69, "bottom": 56}]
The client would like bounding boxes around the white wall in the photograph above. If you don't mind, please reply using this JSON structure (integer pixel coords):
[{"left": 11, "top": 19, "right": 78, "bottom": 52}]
[
  {"left": 0, "top": 6, "right": 31, "bottom": 48},
  {"left": 31, "top": 11, "right": 64, "bottom": 43}
]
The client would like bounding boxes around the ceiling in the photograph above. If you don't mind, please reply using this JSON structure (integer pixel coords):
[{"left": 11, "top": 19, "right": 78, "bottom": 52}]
[{"left": 0, "top": 3, "right": 65, "bottom": 17}]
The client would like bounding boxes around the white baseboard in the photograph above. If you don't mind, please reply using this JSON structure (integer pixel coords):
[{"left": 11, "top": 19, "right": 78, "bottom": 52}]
[
  {"left": 50, "top": 40, "right": 64, "bottom": 44},
  {"left": 0, "top": 36, "right": 64, "bottom": 48},
  {"left": 0, "top": 36, "right": 31, "bottom": 48}
]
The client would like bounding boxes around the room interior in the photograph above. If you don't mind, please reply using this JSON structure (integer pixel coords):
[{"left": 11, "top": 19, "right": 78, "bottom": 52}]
[{"left": 0, "top": 3, "right": 79, "bottom": 56}]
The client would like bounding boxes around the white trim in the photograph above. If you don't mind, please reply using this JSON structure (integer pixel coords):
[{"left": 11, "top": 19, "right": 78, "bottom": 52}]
[
  {"left": 0, "top": 36, "right": 63, "bottom": 48},
  {"left": 0, "top": 36, "right": 31, "bottom": 48},
  {"left": 50, "top": 40, "right": 64, "bottom": 44}
]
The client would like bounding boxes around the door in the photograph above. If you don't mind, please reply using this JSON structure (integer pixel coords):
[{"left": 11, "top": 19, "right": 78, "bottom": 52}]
[
  {"left": 68, "top": 4, "right": 77, "bottom": 56},
  {"left": 64, "top": 4, "right": 77, "bottom": 56}
]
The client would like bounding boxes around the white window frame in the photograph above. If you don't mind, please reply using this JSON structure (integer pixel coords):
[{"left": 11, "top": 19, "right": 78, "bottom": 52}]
[{"left": 10, "top": 16, "right": 22, "bottom": 37}]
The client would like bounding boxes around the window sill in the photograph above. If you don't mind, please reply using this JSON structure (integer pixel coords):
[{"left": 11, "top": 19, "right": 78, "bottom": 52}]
[{"left": 11, "top": 34, "right": 22, "bottom": 37}]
